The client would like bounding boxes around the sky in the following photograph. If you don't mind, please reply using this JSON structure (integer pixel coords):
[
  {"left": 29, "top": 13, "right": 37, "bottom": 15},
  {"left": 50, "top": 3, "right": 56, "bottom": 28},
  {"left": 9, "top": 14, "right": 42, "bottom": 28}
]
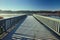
[{"left": 0, "top": 0, "right": 60, "bottom": 11}]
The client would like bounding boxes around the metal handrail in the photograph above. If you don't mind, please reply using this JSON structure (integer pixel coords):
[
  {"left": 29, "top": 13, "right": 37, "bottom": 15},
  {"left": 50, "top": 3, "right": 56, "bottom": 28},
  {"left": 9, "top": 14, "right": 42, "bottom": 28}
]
[
  {"left": 33, "top": 14, "right": 60, "bottom": 36},
  {"left": 0, "top": 15, "right": 27, "bottom": 35}
]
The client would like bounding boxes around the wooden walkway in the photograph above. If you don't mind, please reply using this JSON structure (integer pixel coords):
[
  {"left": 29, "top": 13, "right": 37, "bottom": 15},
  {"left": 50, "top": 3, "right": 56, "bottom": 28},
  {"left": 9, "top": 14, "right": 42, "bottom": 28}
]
[{"left": 12, "top": 16, "right": 58, "bottom": 40}]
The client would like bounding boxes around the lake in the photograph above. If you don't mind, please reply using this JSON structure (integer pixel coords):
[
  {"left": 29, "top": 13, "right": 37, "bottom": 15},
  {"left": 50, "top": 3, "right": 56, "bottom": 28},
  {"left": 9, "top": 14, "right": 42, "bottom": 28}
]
[
  {"left": 49, "top": 16, "right": 60, "bottom": 19},
  {"left": 0, "top": 13, "right": 25, "bottom": 19}
]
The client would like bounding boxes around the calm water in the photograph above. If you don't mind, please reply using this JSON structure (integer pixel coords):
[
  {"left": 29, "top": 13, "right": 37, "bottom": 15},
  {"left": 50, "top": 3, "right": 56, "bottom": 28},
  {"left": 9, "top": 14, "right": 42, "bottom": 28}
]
[
  {"left": 0, "top": 13, "right": 60, "bottom": 19},
  {"left": 0, "top": 13, "right": 25, "bottom": 19},
  {"left": 49, "top": 16, "right": 60, "bottom": 19}
]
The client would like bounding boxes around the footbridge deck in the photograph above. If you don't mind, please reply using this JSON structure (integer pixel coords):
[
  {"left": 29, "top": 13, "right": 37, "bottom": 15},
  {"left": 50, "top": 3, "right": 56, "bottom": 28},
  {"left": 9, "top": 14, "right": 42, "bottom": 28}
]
[
  {"left": 0, "top": 15, "right": 60, "bottom": 40},
  {"left": 12, "top": 16, "right": 59, "bottom": 40}
]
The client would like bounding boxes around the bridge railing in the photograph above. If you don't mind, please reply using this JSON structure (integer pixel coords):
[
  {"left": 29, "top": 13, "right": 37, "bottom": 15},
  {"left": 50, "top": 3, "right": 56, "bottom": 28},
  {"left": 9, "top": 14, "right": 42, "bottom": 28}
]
[
  {"left": 33, "top": 14, "right": 60, "bottom": 36},
  {"left": 0, "top": 15, "right": 27, "bottom": 35}
]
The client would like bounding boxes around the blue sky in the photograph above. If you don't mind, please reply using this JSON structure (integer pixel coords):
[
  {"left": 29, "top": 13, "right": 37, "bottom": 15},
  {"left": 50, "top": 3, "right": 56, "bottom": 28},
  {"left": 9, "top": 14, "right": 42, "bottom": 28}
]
[{"left": 0, "top": 0, "right": 60, "bottom": 11}]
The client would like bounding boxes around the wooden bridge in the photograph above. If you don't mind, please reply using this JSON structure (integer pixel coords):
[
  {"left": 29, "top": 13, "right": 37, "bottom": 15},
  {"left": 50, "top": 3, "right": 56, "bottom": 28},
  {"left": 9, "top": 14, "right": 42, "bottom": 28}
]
[{"left": 0, "top": 14, "right": 60, "bottom": 40}]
